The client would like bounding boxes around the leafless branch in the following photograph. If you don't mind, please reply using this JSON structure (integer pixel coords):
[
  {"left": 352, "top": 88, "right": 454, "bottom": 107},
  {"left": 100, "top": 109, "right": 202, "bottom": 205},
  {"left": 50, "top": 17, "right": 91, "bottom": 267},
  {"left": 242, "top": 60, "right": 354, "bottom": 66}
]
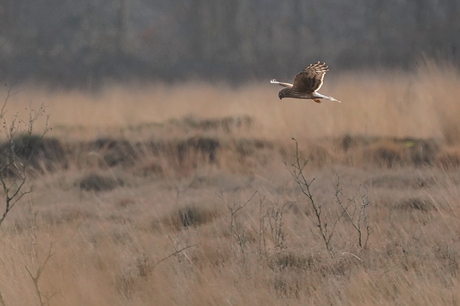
[
  {"left": 267, "top": 200, "right": 294, "bottom": 251},
  {"left": 334, "top": 180, "right": 372, "bottom": 249},
  {"left": 0, "top": 84, "right": 19, "bottom": 119},
  {"left": 25, "top": 243, "right": 56, "bottom": 306},
  {"left": 152, "top": 244, "right": 197, "bottom": 270},
  {"left": 285, "top": 138, "right": 334, "bottom": 254},
  {"left": 217, "top": 191, "right": 257, "bottom": 252}
]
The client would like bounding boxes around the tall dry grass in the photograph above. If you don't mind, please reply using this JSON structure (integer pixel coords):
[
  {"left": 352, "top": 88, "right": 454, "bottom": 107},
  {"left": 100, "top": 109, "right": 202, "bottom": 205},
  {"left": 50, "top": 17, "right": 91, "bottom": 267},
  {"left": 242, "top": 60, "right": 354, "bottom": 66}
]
[
  {"left": 1, "top": 60, "right": 459, "bottom": 142},
  {"left": 0, "top": 61, "right": 460, "bottom": 305},
  {"left": 1, "top": 166, "right": 460, "bottom": 305}
]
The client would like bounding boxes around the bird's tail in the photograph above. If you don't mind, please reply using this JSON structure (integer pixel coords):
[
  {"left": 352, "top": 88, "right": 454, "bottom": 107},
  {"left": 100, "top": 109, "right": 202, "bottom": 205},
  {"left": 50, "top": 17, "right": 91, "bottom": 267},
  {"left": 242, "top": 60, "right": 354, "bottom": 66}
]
[{"left": 315, "top": 93, "right": 341, "bottom": 103}]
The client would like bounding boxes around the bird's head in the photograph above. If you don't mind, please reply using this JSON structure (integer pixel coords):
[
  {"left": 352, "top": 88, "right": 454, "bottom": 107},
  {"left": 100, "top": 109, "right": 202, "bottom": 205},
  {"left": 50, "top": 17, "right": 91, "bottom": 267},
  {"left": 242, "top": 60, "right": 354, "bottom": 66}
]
[{"left": 278, "top": 88, "right": 287, "bottom": 100}]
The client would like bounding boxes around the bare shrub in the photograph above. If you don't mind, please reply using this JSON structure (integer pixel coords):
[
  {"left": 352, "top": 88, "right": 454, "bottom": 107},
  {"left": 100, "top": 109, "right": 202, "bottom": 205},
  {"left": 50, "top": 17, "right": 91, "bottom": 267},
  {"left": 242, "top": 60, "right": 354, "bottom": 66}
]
[
  {"left": 266, "top": 201, "right": 294, "bottom": 251},
  {"left": 334, "top": 182, "right": 372, "bottom": 249},
  {"left": 218, "top": 191, "right": 257, "bottom": 253},
  {"left": 0, "top": 86, "right": 49, "bottom": 227},
  {"left": 287, "top": 138, "right": 373, "bottom": 254},
  {"left": 286, "top": 138, "right": 341, "bottom": 254}
]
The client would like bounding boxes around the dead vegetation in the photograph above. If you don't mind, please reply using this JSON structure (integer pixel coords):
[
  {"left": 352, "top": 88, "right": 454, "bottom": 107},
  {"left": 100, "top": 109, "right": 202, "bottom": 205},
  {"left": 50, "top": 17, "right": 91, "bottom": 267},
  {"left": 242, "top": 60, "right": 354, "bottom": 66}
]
[
  {"left": 78, "top": 172, "right": 124, "bottom": 192},
  {"left": 0, "top": 125, "right": 457, "bottom": 178},
  {"left": 0, "top": 62, "right": 460, "bottom": 305}
]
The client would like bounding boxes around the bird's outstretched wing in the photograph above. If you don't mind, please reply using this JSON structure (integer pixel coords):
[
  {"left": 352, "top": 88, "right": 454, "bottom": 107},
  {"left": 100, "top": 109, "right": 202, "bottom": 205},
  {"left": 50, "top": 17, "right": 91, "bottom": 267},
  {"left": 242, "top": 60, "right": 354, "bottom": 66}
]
[
  {"left": 292, "top": 62, "right": 329, "bottom": 93},
  {"left": 270, "top": 79, "right": 293, "bottom": 88}
]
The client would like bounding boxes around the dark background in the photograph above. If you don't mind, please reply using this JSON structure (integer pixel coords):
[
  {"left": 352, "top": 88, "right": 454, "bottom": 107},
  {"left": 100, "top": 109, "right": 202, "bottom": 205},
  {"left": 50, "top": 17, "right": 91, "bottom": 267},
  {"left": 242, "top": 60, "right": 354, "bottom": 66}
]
[{"left": 0, "top": 0, "right": 459, "bottom": 89}]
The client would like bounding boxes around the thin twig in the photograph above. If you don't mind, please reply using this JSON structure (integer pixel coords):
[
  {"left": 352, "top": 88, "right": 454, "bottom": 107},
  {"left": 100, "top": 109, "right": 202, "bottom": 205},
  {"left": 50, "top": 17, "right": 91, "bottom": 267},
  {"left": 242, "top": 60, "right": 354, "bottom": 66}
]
[
  {"left": 0, "top": 84, "right": 19, "bottom": 118},
  {"left": 25, "top": 243, "right": 56, "bottom": 306},
  {"left": 152, "top": 244, "right": 197, "bottom": 270},
  {"left": 217, "top": 191, "right": 257, "bottom": 252}
]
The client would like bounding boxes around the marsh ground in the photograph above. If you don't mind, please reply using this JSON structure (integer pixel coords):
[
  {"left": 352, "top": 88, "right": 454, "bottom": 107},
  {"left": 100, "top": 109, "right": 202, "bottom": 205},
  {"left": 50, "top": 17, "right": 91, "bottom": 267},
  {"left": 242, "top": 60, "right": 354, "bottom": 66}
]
[{"left": 1, "top": 61, "right": 460, "bottom": 305}]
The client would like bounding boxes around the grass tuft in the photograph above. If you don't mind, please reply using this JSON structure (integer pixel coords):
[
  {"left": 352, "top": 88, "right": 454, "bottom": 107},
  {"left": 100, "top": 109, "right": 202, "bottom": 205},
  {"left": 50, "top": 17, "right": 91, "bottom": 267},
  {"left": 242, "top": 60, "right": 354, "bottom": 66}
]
[{"left": 78, "top": 172, "right": 124, "bottom": 191}]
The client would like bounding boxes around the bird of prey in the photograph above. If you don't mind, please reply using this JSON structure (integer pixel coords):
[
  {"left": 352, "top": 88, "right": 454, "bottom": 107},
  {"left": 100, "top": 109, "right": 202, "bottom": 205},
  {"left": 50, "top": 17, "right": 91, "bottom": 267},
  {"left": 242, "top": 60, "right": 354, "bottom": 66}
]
[{"left": 270, "top": 62, "right": 341, "bottom": 103}]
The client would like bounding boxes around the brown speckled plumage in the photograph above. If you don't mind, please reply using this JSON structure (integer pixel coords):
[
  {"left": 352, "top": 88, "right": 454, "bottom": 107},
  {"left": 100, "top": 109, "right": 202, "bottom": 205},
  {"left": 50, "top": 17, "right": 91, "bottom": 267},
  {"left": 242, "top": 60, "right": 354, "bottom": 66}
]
[{"left": 270, "top": 62, "right": 341, "bottom": 103}]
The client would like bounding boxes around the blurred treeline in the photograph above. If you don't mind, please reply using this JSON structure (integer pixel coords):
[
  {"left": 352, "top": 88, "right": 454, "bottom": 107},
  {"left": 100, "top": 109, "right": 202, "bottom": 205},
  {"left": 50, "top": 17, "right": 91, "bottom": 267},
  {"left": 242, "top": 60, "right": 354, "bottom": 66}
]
[{"left": 0, "top": 0, "right": 459, "bottom": 88}]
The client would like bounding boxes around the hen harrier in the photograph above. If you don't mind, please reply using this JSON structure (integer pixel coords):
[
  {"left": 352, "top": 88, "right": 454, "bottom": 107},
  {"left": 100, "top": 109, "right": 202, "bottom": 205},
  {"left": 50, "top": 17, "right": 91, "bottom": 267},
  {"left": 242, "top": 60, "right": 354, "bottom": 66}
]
[{"left": 270, "top": 62, "right": 341, "bottom": 103}]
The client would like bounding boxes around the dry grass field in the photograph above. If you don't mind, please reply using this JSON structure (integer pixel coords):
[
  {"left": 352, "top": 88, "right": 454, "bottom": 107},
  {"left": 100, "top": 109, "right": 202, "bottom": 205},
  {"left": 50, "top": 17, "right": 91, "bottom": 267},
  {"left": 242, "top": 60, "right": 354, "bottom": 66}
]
[{"left": 1, "top": 60, "right": 460, "bottom": 305}]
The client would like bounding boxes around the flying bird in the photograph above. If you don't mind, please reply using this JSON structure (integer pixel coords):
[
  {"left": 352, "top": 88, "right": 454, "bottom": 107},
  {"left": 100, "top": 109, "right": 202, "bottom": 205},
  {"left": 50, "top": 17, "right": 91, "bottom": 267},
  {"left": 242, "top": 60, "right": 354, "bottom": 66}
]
[{"left": 270, "top": 62, "right": 341, "bottom": 103}]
